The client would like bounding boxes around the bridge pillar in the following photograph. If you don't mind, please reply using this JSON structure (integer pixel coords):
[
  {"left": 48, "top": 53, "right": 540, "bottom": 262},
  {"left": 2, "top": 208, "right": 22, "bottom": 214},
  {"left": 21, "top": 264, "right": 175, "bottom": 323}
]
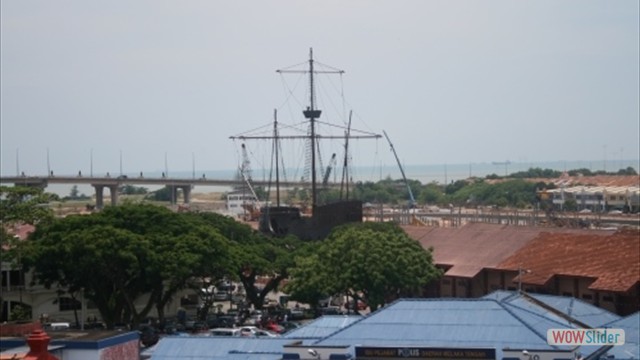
[
  {"left": 168, "top": 185, "right": 178, "bottom": 205},
  {"left": 94, "top": 185, "right": 105, "bottom": 209},
  {"left": 109, "top": 185, "right": 119, "bottom": 206},
  {"left": 182, "top": 185, "right": 192, "bottom": 204},
  {"left": 93, "top": 184, "right": 119, "bottom": 209}
]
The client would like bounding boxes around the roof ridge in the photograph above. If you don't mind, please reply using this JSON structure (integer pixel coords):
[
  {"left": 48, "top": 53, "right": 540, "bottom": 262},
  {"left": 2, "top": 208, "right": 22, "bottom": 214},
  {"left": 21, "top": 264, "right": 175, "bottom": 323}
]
[
  {"left": 493, "top": 298, "right": 559, "bottom": 347},
  {"left": 312, "top": 298, "right": 502, "bottom": 344},
  {"left": 520, "top": 292, "right": 592, "bottom": 329},
  {"left": 602, "top": 311, "right": 640, "bottom": 327},
  {"left": 501, "top": 301, "right": 580, "bottom": 329}
]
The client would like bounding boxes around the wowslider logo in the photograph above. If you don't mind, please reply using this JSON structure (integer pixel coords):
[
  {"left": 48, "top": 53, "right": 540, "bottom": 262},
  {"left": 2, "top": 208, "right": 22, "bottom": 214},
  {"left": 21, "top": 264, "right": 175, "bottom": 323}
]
[{"left": 547, "top": 329, "right": 625, "bottom": 346}]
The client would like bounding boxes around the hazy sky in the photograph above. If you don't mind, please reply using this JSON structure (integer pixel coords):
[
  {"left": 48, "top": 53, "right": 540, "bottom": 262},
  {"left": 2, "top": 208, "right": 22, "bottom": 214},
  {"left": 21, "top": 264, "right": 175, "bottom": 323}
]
[{"left": 1, "top": 1, "right": 639, "bottom": 179}]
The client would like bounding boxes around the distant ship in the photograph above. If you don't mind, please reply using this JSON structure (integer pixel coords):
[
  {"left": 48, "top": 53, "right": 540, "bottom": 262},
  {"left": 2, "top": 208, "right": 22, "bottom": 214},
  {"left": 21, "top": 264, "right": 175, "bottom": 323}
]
[
  {"left": 492, "top": 161, "right": 512, "bottom": 166},
  {"left": 230, "top": 49, "right": 381, "bottom": 240}
]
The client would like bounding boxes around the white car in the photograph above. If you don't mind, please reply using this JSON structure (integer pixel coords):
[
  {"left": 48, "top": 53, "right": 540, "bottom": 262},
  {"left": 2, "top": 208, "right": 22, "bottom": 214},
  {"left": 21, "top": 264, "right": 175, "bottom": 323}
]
[{"left": 239, "top": 326, "right": 280, "bottom": 338}]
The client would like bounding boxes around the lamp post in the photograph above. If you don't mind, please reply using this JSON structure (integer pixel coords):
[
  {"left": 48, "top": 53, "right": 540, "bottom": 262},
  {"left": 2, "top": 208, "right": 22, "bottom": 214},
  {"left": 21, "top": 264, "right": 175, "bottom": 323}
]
[{"left": 518, "top": 267, "right": 531, "bottom": 293}]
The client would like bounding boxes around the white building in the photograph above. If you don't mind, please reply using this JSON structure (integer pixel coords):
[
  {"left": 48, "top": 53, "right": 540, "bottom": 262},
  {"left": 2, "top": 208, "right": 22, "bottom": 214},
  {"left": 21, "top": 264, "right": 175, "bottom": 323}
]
[
  {"left": 226, "top": 190, "right": 259, "bottom": 217},
  {"left": 546, "top": 185, "right": 640, "bottom": 212}
]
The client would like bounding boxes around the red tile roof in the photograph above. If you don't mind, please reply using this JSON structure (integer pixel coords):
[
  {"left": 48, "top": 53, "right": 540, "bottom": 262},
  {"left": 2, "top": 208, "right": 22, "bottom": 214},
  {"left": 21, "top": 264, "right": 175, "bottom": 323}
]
[
  {"left": 2, "top": 224, "right": 35, "bottom": 250},
  {"left": 498, "top": 228, "right": 640, "bottom": 292},
  {"left": 402, "top": 223, "right": 616, "bottom": 279}
]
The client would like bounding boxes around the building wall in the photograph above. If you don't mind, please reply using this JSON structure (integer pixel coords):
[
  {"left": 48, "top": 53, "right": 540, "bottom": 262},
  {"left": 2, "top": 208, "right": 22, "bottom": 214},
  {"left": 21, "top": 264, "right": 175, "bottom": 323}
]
[
  {"left": 430, "top": 269, "right": 636, "bottom": 316},
  {"left": 100, "top": 339, "right": 140, "bottom": 360},
  {"left": 62, "top": 349, "right": 100, "bottom": 360},
  {"left": 2, "top": 268, "right": 188, "bottom": 324}
]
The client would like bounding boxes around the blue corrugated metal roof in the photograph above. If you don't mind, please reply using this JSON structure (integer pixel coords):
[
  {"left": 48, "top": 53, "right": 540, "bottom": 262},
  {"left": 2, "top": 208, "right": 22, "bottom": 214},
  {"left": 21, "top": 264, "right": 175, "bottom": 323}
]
[
  {"left": 483, "top": 290, "right": 620, "bottom": 327},
  {"left": 150, "top": 336, "right": 294, "bottom": 360},
  {"left": 284, "top": 315, "right": 362, "bottom": 340},
  {"left": 315, "top": 298, "right": 573, "bottom": 358},
  {"left": 149, "top": 296, "right": 637, "bottom": 360},
  {"left": 589, "top": 312, "right": 640, "bottom": 360},
  {"left": 527, "top": 293, "right": 620, "bottom": 327}
]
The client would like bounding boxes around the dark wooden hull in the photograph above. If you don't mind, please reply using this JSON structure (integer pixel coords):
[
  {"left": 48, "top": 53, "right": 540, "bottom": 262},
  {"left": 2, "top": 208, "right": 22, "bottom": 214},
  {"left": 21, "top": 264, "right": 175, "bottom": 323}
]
[{"left": 259, "top": 200, "right": 363, "bottom": 240}]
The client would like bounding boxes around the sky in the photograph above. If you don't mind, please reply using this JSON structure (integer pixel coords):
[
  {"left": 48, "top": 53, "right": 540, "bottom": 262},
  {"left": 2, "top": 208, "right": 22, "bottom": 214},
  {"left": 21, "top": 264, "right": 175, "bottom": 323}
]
[{"left": 1, "top": 0, "right": 639, "bottom": 180}]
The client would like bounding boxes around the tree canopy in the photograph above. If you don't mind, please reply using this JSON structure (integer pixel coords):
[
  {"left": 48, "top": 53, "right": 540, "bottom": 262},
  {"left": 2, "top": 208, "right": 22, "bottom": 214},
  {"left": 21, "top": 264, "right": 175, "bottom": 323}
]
[
  {"left": 22, "top": 204, "right": 235, "bottom": 329},
  {"left": 285, "top": 222, "right": 441, "bottom": 311}
]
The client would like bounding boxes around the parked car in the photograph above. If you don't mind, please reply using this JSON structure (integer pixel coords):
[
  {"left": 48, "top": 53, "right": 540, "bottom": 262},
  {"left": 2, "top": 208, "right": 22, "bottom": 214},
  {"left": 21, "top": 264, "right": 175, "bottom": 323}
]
[
  {"left": 239, "top": 326, "right": 280, "bottom": 338},
  {"left": 207, "top": 314, "right": 236, "bottom": 329},
  {"left": 210, "top": 328, "right": 242, "bottom": 337},
  {"left": 138, "top": 325, "right": 160, "bottom": 347},
  {"left": 47, "top": 322, "right": 70, "bottom": 331},
  {"left": 288, "top": 308, "right": 305, "bottom": 320},
  {"left": 191, "top": 321, "right": 209, "bottom": 334},
  {"left": 344, "top": 299, "right": 368, "bottom": 311},
  {"left": 279, "top": 321, "right": 301, "bottom": 333},
  {"left": 318, "top": 306, "right": 343, "bottom": 316},
  {"left": 214, "top": 291, "right": 230, "bottom": 301}
]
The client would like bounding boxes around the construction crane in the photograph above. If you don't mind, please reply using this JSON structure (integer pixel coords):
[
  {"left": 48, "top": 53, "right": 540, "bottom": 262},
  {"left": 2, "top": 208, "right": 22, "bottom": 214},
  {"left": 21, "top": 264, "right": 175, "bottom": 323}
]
[
  {"left": 240, "top": 143, "right": 253, "bottom": 183},
  {"left": 322, "top": 153, "right": 337, "bottom": 187},
  {"left": 383, "top": 130, "right": 416, "bottom": 208},
  {"left": 239, "top": 143, "right": 261, "bottom": 220}
]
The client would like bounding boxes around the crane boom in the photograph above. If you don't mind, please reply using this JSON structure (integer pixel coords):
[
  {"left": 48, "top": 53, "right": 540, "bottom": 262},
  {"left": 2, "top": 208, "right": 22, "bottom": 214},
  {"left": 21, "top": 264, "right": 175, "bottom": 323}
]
[
  {"left": 383, "top": 130, "right": 416, "bottom": 207},
  {"left": 322, "top": 153, "right": 337, "bottom": 187},
  {"left": 240, "top": 143, "right": 261, "bottom": 209}
]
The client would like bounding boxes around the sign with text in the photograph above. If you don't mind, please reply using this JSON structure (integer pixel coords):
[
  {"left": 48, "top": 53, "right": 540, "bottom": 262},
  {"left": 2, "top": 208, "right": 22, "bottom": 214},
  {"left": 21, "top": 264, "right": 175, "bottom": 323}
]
[{"left": 355, "top": 347, "right": 496, "bottom": 360}]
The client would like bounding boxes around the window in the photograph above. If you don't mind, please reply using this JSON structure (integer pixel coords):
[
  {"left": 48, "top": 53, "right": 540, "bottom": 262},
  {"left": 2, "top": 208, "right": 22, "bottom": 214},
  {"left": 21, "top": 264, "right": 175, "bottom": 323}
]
[
  {"left": 59, "top": 297, "right": 81, "bottom": 312},
  {"left": 442, "top": 279, "right": 451, "bottom": 285},
  {"left": 602, "top": 295, "right": 614, "bottom": 302},
  {"left": 581, "top": 294, "right": 593, "bottom": 300},
  {"left": 562, "top": 292, "right": 573, "bottom": 297}
]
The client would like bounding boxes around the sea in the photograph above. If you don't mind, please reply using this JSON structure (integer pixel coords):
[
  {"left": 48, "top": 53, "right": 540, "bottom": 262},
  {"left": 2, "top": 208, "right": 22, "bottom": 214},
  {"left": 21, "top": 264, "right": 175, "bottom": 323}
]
[{"left": 43, "top": 159, "right": 639, "bottom": 198}]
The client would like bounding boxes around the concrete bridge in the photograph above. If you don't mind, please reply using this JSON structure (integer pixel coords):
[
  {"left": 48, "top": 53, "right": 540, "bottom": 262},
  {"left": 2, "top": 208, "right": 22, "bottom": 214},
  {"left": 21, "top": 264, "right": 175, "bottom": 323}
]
[{"left": 0, "top": 174, "right": 312, "bottom": 209}]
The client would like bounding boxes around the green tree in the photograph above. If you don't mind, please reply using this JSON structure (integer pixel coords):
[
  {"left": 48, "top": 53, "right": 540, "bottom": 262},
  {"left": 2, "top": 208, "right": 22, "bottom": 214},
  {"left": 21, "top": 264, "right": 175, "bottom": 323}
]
[
  {"left": 22, "top": 204, "right": 235, "bottom": 329},
  {"left": 1, "top": 186, "right": 58, "bottom": 296},
  {"left": 617, "top": 166, "right": 638, "bottom": 175},
  {"left": 9, "top": 303, "right": 31, "bottom": 321},
  {"left": 563, "top": 198, "right": 578, "bottom": 211},
  {"left": 145, "top": 186, "right": 175, "bottom": 202},
  {"left": 63, "top": 185, "right": 90, "bottom": 201},
  {"left": 0, "top": 186, "right": 58, "bottom": 226},
  {"left": 120, "top": 185, "right": 149, "bottom": 195},
  {"left": 418, "top": 182, "right": 444, "bottom": 205},
  {"left": 195, "top": 212, "right": 304, "bottom": 310},
  {"left": 285, "top": 222, "right": 441, "bottom": 312}
]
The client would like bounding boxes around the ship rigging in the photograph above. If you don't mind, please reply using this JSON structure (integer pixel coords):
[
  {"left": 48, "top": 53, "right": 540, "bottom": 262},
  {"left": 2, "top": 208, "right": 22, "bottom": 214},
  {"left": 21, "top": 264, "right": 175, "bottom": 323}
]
[{"left": 230, "top": 48, "right": 381, "bottom": 240}]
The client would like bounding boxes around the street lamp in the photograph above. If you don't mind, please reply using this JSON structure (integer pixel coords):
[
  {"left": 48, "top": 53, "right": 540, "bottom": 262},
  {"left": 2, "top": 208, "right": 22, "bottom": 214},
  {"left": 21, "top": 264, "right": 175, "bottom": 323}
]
[
  {"left": 518, "top": 267, "right": 531, "bottom": 293},
  {"left": 308, "top": 349, "right": 320, "bottom": 360}
]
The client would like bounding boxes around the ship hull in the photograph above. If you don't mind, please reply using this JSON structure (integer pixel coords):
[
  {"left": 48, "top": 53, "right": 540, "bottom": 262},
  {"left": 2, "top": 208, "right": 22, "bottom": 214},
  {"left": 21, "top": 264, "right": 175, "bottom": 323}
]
[{"left": 259, "top": 200, "right": 363, "bottom": 240}]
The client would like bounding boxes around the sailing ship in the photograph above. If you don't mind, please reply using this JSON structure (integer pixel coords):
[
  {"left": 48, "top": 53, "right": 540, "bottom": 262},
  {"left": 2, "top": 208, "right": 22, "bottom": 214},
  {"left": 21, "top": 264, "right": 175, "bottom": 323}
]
[{"left": 230, "top": 49, "right": 381, "bottom": 240}]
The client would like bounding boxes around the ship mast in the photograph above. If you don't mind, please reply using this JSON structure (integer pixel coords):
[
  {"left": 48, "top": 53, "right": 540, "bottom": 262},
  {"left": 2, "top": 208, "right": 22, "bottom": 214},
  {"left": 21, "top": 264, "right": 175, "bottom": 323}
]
[
  {"left": 233, "top": 49, "right": 380, "bottom": 211},
  {"left": 304, "top": 48, "right": 321, "bottom": 210},
  {"left": 280, "top": 48, "right": 344, "bottom": 211},
  {"left": 273, "top": 109, "right": 281, "bottom": 206}
]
